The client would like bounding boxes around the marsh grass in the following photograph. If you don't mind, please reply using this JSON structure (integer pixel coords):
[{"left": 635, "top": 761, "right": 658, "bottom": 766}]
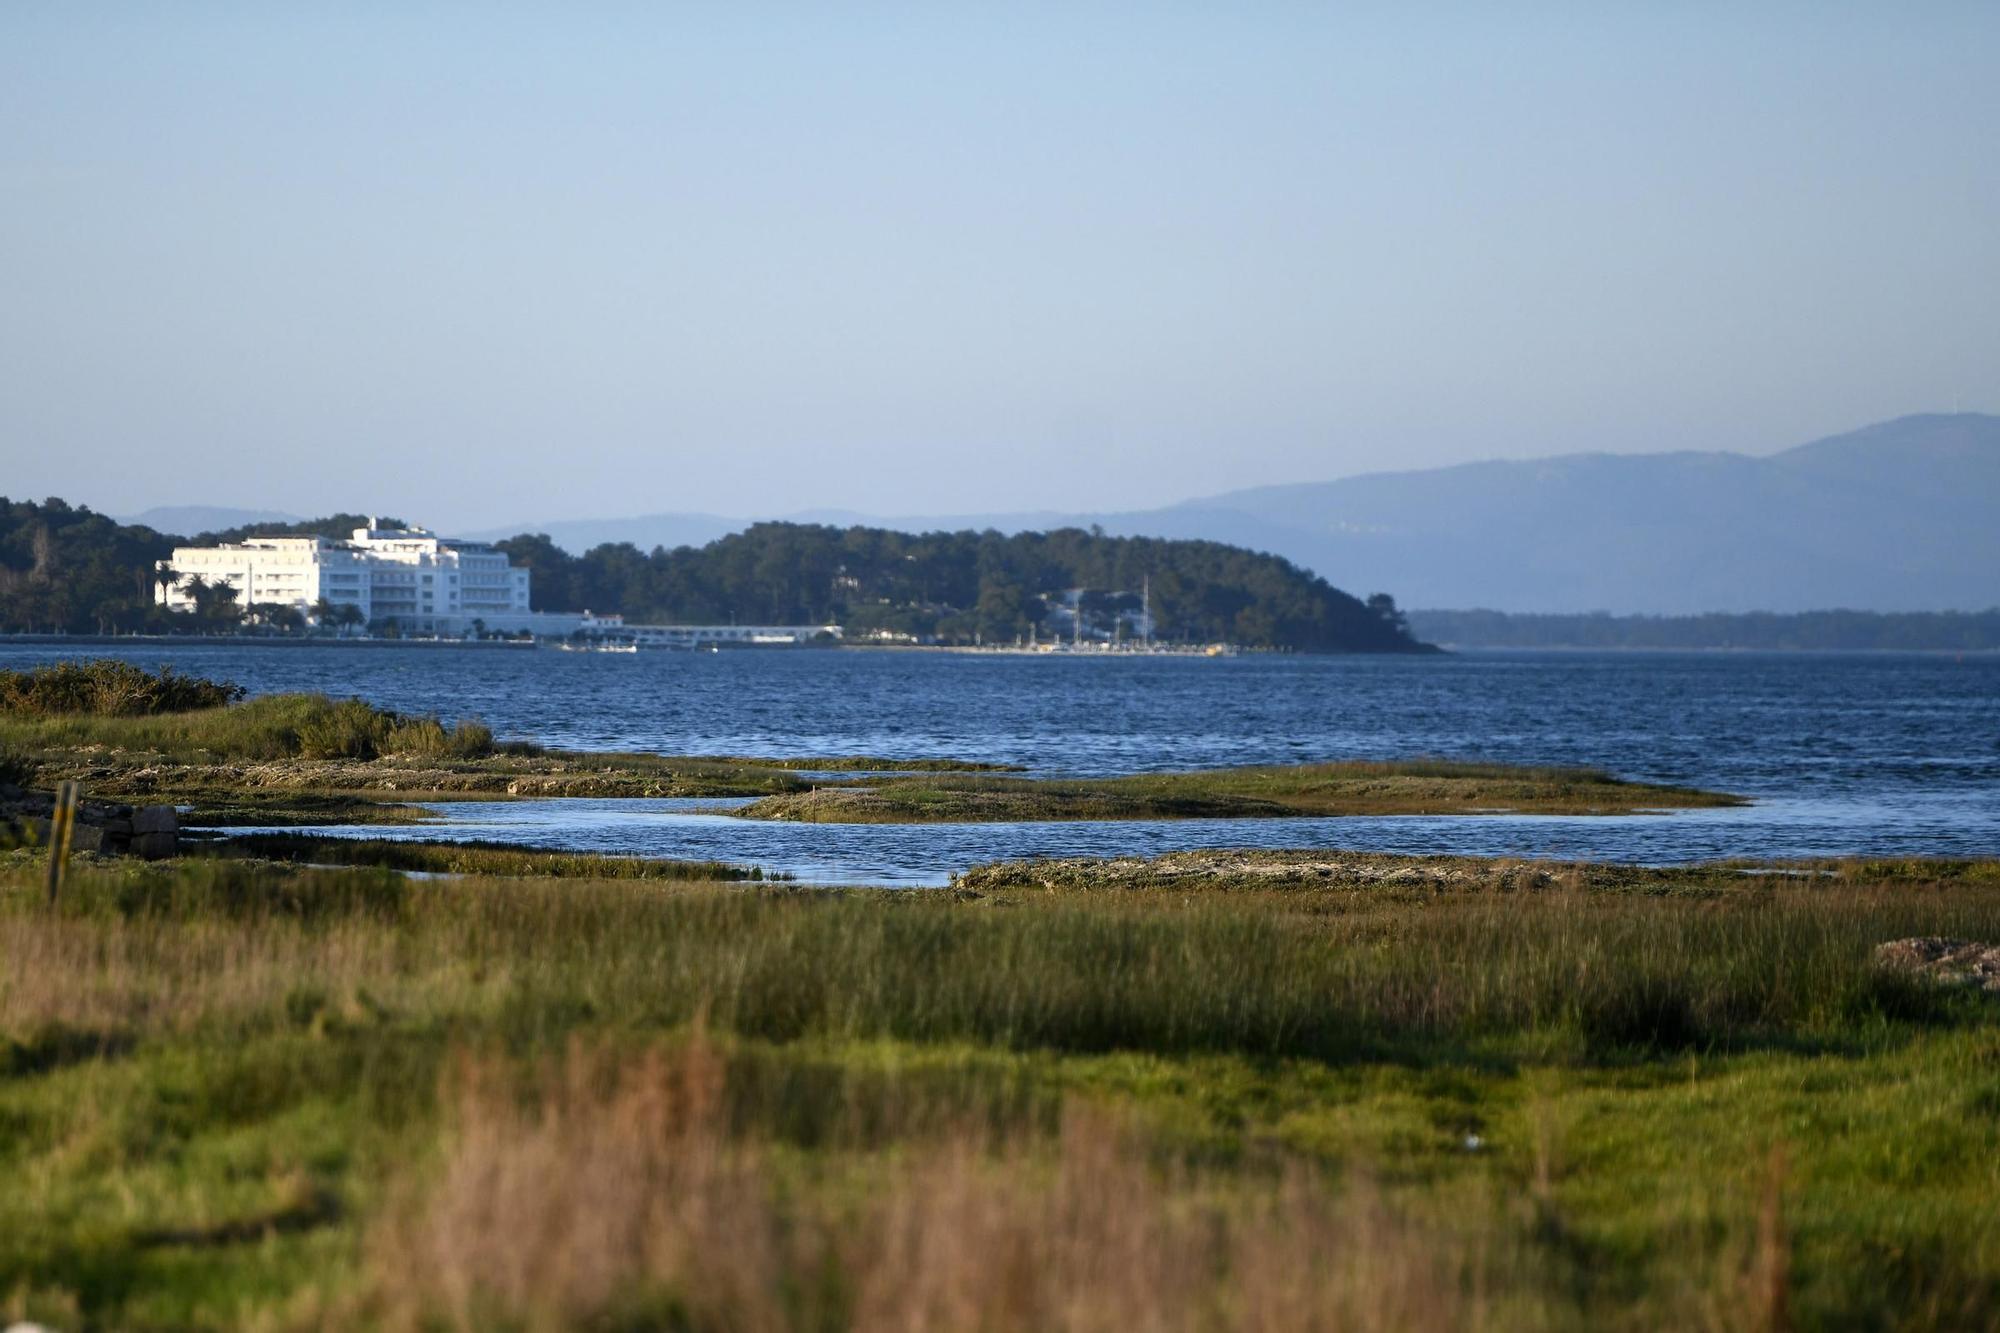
[
  {"left": 4, "top": 855, "right": 2000, "bottom": 1328},
  {"left": 740, "top": 759, "right": 1742, "bottom": 823},
  {"left": 222, "top": 833, "right": 775, "bottom": 881},
  {"left": 0, "top": 690, "right": 497, "bottom": 763},
  {"left": 7, "top": 856, "right": 1992, "bottom": 1066}
]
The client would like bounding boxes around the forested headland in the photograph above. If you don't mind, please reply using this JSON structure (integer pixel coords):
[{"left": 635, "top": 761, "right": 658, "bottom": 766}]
[
  {"left": 492, "top": 523, "right": 1425, "bottom": 651},
  {"left": 0, "top": 498, "right": 1428, "bottom": 652}
]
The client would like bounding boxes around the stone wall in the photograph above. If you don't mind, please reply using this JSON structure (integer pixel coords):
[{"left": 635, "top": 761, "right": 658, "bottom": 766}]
[{"left": 1, "top": 784, "right": 179, "bottom": 858}]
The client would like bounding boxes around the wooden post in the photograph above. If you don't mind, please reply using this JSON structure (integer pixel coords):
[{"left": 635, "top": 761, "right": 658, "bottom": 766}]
[{"left": 44, "top": 779, "right": 79, "bottom": 906}]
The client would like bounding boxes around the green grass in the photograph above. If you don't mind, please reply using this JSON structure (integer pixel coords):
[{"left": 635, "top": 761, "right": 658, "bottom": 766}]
[
  {"left": 219, "top": 833, "right": 780, "bottom": 881},
  {"left": 3, "top": 853, "right": 1999, "bottom": 1327},
  {"left": 738, "top": 759, "right": 1743, "bottom": 822}
]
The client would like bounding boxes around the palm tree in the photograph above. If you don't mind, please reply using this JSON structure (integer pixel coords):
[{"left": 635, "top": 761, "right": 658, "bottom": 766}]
[
  {"left": 201, "top": 581, "right": 242, "bottom": 631},
  {"left": 175, "top": 575, "right": 210, "bottom": 619},
  {"left": 311, "top": 597, "right": 338, "bottom": 632}
]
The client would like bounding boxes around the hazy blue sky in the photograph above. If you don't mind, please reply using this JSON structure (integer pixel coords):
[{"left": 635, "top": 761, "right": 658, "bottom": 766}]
[{"left": 3, "top": 3, "right": 1995, "bottom": 530}]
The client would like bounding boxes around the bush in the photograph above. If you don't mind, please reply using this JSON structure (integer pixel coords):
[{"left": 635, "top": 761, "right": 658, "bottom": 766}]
[
  {"left": 384, "top": 715, "right": 449, "bottom": 757},
  {"left": 447, "top": 719, "right": 494, "bottom": 758},
  {"left": 0, "top": 659, "right": 244, "bottom": 716},
  {"left": 295, "top": 698, "right": 392, "bottom": 760},
  {"left": 383, "top": 716, "right": 494, "bottom": 759}
]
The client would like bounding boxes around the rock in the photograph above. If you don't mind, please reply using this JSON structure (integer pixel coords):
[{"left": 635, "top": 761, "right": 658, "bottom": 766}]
[
  {"left": 133, "top": 805, "right": 179, "bottom": 835},
  {"left": 133, "top": 831, "right": 178, "bottom": 860},
  {"left": 8, "top": 790, "right": 56, "bottom": 818},
  {"left": 67, "top": 823, "right": 108, "bottom": 854},
  {"left": 1874, "top": 938, "right": 2000, "bottom": 994}
]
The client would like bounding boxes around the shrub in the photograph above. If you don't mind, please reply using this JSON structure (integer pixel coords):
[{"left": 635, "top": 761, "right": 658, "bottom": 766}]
[
  {"left": 0, "top": 659, "right": 244, "bottom": 716},
  {"left": 383, "top": 716, "right": 495, "bottom": 759},
  {"left": 0, "top": 686, "right": 503, "bottom": 763},
  {"left": 296, "top": 698, "right": 392, "bottom": 760},
  {"left": 385, "top": 716, "right": 450, "bottom": 757},
  {"left": 447, "top": 719, "right": 494, "bottom": 758}
]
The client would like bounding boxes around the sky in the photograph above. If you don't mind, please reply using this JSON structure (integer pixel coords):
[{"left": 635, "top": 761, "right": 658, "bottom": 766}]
[{"left": 2, "top": 3, "right": 1996, "bottom": 532}]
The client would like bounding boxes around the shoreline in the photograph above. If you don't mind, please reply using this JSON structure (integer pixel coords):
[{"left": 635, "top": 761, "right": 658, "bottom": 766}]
[{"left": 6, "top": 633, "right": 1996, "bottom": 657}]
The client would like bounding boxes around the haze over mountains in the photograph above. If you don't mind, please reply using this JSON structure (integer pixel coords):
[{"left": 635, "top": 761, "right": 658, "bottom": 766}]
[{"left": 126, "top": 414, "right": 1998, "bottom": 614}]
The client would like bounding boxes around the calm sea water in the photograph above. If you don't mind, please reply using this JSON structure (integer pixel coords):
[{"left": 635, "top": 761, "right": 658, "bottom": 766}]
[{"left": 4, "top": 642, "right": 1996, "bottom": 882}]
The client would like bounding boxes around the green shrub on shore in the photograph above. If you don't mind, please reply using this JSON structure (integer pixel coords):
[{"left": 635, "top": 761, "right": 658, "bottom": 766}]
[
  {"left": 0, "top": 658, "right": 243, "bottom": 716},
  {"left": 384, "top": 715, "right": 493, "bottom": 759},
  {"left": 295, "top": 697, "right": 391, "bottom": 759},
  {"left": 0, "top": 688, "right": 496, "bottom": 763},
  {"left": 288, "top": 700, "right": 498, "bottom": 761}
]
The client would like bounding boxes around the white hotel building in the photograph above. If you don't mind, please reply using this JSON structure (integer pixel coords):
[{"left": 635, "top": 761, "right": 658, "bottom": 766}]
[
  {"left": 157, "top": 520, "right": 843, "bottom": 644},
  {"left": 157, "top": 522, "right": 534, "bottom": 635}
]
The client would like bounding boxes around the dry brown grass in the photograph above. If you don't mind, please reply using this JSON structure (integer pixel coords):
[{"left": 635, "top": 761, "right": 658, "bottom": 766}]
[
  {"left": 0, "top": 914, "right": 403, "bottom": 1035},
  {"left": 361, "top": 1033, "right": 1508, "bottom": 1333}
]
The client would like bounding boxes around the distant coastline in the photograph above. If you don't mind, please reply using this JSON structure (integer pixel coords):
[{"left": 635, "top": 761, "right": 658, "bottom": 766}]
[
  {"left": 0, "top": 633, "right": 1252, "bottom": 657},
  {"left": 0, "top": 633, "right": 539, "bottom": 650},
  {"left": 1409, "top": 608, "right": 2000, "bottom": 653},
  {"left": 7, "top": 631, "right": 1998, "bottom": 657}
]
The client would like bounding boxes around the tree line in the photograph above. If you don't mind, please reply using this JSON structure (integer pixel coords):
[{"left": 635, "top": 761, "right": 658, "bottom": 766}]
[
  {"left": 495, "top": 522, "right": 1424, "bottom": 651},
  {"left": 0, "top": 499, "right": 1428, "bottom": 652}
]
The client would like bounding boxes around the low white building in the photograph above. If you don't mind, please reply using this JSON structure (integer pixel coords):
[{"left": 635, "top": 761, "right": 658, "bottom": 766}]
[
  {"left": 157, "top": 521, "right": 531, "bottom": 634},
  {"left": 620, "top": 623, "right": 841, "bottom": 648}
]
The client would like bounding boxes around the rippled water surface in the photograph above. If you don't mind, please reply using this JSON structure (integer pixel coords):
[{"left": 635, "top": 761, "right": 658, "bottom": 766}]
[{"left": 5, "top": 642, "right": 1995, "bottom": 881}]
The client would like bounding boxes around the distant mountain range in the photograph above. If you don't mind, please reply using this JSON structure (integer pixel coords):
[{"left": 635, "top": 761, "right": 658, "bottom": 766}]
[
  {"left": 122, "top": 413, "right": 1999, "bottom": 614},
  {"left": 473, "top": 413, "right": 1998, "bottom": 614},
  {"left": 121, "top": 505, "right": 303, "bottom": 536}
]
